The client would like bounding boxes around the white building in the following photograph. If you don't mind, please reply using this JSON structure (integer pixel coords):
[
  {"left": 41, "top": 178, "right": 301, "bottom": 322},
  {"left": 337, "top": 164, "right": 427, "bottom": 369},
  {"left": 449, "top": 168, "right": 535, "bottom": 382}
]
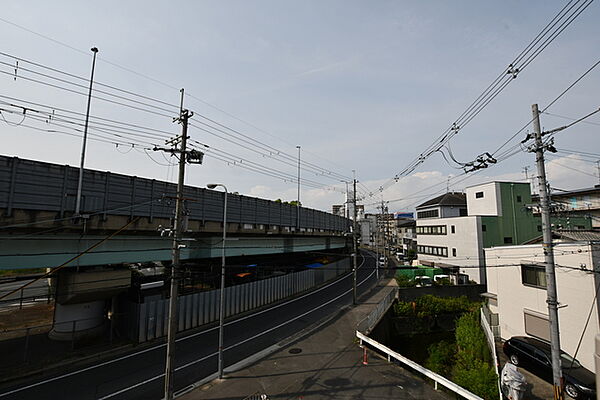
[
  {"left": 415, "top": 182, "right": 542, "bottom": 284},
  {"left": 485, "top": 237, "right": 600, "bottom": 372}
]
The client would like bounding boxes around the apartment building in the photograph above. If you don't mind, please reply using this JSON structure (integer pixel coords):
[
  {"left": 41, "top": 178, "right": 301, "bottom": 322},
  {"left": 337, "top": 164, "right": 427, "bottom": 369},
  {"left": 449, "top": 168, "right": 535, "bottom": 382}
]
[{"left": 485, "top": 238, "right": 600, "bottom": 372}]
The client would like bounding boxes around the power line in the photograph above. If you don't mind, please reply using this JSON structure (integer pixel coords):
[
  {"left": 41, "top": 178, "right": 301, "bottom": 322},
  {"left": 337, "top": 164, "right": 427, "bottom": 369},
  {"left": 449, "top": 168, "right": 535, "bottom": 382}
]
[{"left": 374, "top": 1, "right": 593, "bottom": 195}]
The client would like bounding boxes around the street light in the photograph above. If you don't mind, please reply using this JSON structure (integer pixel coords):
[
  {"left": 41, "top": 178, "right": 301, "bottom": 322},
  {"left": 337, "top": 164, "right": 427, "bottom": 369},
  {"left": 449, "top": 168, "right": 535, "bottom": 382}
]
[
  {"left": 75, "top": 46, "right": 99, "bottom": 216},
  {"left": 207, "top": 183, "right": 228, "bottom": 379}
]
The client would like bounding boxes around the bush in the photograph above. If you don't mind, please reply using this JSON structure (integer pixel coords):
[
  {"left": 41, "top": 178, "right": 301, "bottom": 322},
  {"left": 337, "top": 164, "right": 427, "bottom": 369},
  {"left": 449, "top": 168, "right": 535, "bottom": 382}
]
[
  {"left": 452, "top": 358, "right": 499, "bottom": 400},
  {"left": 455, "top": 311, "right": 490, "bottom": 363},
  {"left": 395, "top": 274, "right": 416, "bottom": 288},
  {"left": 452, "top": 311, "right": 498, "bottom": 399},
  {"left": 392, "top": 295, "right": 478, "bottom": 318},
  {"left": 425, "top": 340, "right": 455, "bottom": 376}
]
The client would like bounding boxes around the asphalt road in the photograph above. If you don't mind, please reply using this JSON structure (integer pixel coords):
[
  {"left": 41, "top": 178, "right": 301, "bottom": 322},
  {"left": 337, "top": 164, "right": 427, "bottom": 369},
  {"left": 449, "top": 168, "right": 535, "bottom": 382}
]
[
  {"left": 0, "top": 251, "right": 378, "bottom": 400},
  {"left": 0, "top": 278, "right": 50, "bottom": 310}
]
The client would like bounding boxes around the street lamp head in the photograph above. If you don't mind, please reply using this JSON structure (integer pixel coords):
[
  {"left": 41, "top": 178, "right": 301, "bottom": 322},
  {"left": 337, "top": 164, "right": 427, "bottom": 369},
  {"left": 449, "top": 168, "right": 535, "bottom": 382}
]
[
  {"left": 91, "top": 47, "right": 99, "bottom": 53},
  {"left": 207, "top": 184, "right": 218, "bottom": 189}
]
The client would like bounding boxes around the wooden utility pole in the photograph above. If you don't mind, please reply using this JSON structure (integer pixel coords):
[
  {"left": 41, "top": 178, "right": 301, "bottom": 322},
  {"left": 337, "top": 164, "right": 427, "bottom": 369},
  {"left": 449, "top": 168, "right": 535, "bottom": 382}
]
[{"left": 531, "top": 103, "right": 563, "bottom": 400}]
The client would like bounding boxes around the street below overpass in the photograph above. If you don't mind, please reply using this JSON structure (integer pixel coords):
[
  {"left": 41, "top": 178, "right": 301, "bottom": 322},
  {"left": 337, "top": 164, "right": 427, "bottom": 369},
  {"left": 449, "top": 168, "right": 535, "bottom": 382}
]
[{"left": 0, "top": 250, "right": 378, "bottom": 400}]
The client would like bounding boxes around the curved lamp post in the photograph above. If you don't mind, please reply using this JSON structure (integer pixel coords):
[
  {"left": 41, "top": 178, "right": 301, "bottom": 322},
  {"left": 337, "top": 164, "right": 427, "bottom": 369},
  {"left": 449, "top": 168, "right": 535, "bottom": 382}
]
[{"left": 207, "top": 183, "right": 228, "bottom": 379}]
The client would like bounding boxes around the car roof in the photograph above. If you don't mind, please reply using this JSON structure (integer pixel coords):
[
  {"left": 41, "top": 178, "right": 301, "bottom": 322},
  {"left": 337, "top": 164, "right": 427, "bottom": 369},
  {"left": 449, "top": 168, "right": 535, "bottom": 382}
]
[{"left": 510, "top": 336, "right": 551, "bottom": 351}]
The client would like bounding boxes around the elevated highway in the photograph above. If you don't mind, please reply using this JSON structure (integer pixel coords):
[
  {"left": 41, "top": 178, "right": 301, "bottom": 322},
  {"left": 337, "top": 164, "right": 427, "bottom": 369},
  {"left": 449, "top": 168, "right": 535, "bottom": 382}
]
[
  {"left": 0, "top": 154, "right": 351, "bottom": 339},
  {"left": 0, "top": 154, "right": 349, "bottom": 269}
]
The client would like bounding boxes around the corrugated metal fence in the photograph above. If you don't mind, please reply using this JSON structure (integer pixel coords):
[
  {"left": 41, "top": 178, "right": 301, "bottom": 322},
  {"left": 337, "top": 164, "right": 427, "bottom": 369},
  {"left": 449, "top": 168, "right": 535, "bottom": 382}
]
[
  {"left": 0, "top": 155, "right": 349, "bottom": 231},
  {"left": 136, "top": 258, "right": 350, "bottom": 342}
]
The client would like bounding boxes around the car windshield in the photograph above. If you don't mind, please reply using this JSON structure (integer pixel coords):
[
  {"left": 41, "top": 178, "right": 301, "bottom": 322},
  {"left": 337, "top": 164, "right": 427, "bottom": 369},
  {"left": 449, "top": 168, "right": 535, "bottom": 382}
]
[{"left": 560, "top": 353, "right": 582, "bottom": 369}]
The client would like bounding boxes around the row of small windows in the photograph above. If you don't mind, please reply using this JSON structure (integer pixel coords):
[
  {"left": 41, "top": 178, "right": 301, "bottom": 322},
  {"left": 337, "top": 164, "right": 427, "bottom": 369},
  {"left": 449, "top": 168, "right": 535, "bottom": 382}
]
[
  {"left": 416, "top": 225, "right": 457, "bottom": 235},
  {"left": 417, "top": 245, "right": 448, "bottom": 257},
  {"left": 416, "top": 225, "right": 447, "bottom": 235},
  {"left": 417, "top": 209, "right": 439, "bottom": 219}
]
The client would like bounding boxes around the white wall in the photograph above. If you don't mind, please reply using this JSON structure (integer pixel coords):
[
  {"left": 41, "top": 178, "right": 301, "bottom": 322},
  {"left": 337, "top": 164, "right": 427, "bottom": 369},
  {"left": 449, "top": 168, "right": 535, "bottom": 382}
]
[
  {"left": 466, "top": 182, "right": 501, "bottom": 216},
  {"left": 485, "top": 243, "right": 599, "bottom": 371},
  {"left": 417, "top": 216, "right": 484, "bottom": 283}
]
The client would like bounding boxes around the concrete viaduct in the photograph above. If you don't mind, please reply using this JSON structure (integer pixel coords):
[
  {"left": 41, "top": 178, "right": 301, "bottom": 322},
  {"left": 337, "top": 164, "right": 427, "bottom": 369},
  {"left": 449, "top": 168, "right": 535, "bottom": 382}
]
[{"left": 0, "top": 154, "right": 350, "bottom": 338}]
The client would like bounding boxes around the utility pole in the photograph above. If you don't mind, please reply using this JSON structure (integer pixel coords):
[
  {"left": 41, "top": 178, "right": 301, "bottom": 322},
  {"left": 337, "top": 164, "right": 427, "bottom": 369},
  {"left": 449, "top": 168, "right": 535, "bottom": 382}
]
[
  {"left": 75, "top": 47, "right": 99, "bottom": 216},
  {"left": 352, "top": 176, "right": 358, "bottom": 305},
  {"left": 531, "top": 103, "right": 563, "bottom": 400},
  {"left": 596, "top": 160, "right": 600, "bottom": 185},
  {"left": 156, "top": 89, "right": 201, "bottom": 400}
]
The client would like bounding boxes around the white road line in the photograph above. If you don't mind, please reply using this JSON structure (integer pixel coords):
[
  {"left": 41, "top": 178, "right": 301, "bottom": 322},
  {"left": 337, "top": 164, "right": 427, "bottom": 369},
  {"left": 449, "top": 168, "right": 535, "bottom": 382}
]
[
  {"left": 0, "top": 254, "right": 370, "bottom": 398},
  {"left": 98, "top": 261, "right": 377, "bottom": 399}
]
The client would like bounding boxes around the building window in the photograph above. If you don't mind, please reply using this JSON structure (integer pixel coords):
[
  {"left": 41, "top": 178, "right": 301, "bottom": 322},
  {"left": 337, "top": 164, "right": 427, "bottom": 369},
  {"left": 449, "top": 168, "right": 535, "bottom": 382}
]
[
  {"left": 516, "top": 195, "right": 522, "bottom": 202},
  {"left": 521, "top": 264, "right": 547, "bottom": 288},
  {"left": 459, "top": 208, "right": 468, "bottom": 216},
  {"left": 482, "top": 224, "right": 486, "bottom": 232},
  {"left": 451, "top": 225, "right": 455, "bottom": 234},
  {"left": 475, "top": 191, "right": 484, "bottom": 198},
  {"left": 416, "top": 225, "right": 447, "bottom": 235},
  {"left": 417, "top": 245, "right": 448, "bottom": 258},
  {"left": 503, "top": 237, "right": 513, "bottom": 244},
  {"left": 417, "top": 209, "right": 439, "bottom": 219},
  {"left": 452, "top": 248, "right": 456, "bottom": 257}
]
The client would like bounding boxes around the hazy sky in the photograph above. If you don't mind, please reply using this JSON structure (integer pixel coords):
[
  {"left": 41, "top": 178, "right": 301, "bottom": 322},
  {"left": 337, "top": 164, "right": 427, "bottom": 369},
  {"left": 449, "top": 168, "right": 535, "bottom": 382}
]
[{"left": 1, "top": 1, "right": 599, "bottom": 213}]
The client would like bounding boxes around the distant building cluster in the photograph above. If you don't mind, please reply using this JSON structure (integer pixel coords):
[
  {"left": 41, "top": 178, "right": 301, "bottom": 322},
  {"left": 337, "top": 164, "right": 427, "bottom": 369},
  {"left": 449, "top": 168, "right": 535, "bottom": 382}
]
[{"left": 351, "top": 181, "right": 600, "bottom": 372}]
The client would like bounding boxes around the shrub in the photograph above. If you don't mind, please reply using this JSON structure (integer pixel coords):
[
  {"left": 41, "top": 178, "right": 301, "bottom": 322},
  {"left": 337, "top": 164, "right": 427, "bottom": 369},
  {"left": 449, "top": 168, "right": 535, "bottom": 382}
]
[
  {"left": 452, "top": 311, "right": 498, "bottom": 399},
  {"left": 452, "top": 358, "right": 499, "bottom": 400},
  {"left": 425, "top": 340, "right": 455, "bottom": 376},
  {"left": 392, "top": 295, "right": 479, "bottom": 318},
  {"left": 395, "top": 274, "right": 416, "bottom": 288},
  {"left": 455, "top": 311, "right": 490, "bottom": 363}
]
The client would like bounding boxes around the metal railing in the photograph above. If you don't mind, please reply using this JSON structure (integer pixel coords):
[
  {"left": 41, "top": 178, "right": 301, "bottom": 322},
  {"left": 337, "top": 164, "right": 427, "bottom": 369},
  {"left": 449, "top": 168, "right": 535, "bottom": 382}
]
[
  {"left": 356, "top": 287, "right": 396, "bottom": 334},
  {"left": 355, "top": 285, "right": 484, "bottom": 400},
  {"left": 356, "top": 331, "right": 484, "bottom": 400},
  {"left": 480, "top": 307, "right": 502, "bottom": 399},
  {"left": 0, "top": 312, "right": 127, "bottom": 379}
]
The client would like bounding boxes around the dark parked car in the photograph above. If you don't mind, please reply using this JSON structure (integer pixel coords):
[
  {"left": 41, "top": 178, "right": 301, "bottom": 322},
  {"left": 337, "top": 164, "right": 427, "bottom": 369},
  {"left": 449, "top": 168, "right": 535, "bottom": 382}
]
[{"left": 503, "top": 336, "right": 596, "bottom": 399}]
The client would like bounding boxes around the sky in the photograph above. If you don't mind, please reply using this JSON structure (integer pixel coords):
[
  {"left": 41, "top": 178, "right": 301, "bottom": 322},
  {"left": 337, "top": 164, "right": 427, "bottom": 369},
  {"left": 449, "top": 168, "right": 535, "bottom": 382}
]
[{"left": 1, "top": 1, "right": 599, "bottom": 214}]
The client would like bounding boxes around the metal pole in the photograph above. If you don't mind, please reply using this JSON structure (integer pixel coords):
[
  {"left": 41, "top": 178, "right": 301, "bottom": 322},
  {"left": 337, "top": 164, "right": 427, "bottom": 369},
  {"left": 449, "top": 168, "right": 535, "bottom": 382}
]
[
  {"left": 352, "top": 176, "right": 358, "bottom": 305},
  {"left": 75, "top": 47, "right": 99, "bottom": 216},
  {"left": 532, "top": 103, "right": 563, "bottom": 399},
  {"left": 164, "top": 90, "right": 190, "bottom": 400},
  {"left": 218, "top": 185, "right": 228, "bottom": 379},
  {"left": 296, "top": 145, "right": 301, "bottom": 229}
]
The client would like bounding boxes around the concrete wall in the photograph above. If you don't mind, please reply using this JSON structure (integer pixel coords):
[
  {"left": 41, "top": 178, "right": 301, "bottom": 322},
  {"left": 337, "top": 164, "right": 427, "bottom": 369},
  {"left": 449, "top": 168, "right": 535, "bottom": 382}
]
[
  {"left": 466, "top": 182, "right": 501, "bottom": 216},
  {"left": 0, "top": 155, "right": 349, "bottom": 232},
  {"left": 416, "top": 216, "right": 485, "bottom": 283},
  {"left": 1, "top": 234, "right": 347, "bottom": 269},
  {"left": 485, "top": 242, "right": 600, "bottom": 371}
]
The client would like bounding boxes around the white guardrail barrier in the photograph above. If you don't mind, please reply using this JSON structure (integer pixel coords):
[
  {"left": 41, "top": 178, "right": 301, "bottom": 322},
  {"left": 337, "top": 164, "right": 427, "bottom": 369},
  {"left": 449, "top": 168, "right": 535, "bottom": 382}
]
[{"left": 356, "top": 331, "right": 484, "bottom": 400}]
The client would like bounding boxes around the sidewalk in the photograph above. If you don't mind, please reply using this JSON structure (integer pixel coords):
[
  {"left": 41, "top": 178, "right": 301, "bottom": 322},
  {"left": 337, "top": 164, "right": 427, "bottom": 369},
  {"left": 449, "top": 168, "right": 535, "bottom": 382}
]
[{"left": 182, "top": 278, "right": 450, "bottom": 400}]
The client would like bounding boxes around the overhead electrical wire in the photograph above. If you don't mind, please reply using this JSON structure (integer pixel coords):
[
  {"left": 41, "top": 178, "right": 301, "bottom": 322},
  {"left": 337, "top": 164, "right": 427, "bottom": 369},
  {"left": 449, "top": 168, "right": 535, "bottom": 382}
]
[
  {"left": 0, "top": 49, "right": 353, "bottom": 185},
  {"left": 372, "top": 0, "right": 593, "bottom": 196}
]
